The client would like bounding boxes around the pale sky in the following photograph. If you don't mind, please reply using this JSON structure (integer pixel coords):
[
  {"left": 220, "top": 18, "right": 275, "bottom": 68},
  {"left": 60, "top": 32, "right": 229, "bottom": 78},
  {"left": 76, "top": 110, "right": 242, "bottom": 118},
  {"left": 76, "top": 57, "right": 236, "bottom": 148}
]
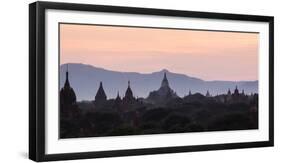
[{"left": 60, "top": 23, "right": 259, "bottom": 81}]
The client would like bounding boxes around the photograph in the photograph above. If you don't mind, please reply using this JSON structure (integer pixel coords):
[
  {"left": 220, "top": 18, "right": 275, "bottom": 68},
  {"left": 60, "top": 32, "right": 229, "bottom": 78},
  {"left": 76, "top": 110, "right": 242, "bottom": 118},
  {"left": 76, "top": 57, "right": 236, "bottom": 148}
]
[
  {"left": 59, "top": 23, "right": 259, "bottom": 139},
  {"left": 29, "top": 1, "right": 274, "bottom": 161}
]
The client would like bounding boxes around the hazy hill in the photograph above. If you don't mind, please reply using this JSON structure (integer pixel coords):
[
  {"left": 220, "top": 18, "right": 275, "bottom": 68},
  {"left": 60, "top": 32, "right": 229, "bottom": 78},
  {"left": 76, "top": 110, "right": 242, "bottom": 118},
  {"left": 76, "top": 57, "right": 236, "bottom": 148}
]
[{"left": 60, "top": 63, "right": 258, "bottom": 101}]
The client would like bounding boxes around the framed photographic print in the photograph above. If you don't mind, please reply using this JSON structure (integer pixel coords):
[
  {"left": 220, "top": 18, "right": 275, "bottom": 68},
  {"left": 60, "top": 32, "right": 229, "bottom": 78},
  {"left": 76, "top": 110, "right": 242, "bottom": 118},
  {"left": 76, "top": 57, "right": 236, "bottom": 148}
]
[{"left": 29, "top": 1, "right": 274, "bottom": 162}]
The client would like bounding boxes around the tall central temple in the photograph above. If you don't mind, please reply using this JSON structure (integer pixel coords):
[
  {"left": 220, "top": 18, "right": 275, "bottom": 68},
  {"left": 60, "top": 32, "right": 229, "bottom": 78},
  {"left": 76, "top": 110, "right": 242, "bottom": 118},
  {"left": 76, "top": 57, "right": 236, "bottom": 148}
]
[
  {"left": 157, "top": 72, "right": 178, "bottom": 97},
  {"left": 146, "top": 72, "right": 178, "bottom": 104}
]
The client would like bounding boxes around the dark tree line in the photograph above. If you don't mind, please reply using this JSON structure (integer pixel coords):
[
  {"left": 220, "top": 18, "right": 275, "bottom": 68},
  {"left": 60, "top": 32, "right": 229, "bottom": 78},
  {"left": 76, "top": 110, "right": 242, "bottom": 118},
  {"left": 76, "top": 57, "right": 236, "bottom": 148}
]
[{"left": 60, "top": 93, "right": 258, "bottom": 138}]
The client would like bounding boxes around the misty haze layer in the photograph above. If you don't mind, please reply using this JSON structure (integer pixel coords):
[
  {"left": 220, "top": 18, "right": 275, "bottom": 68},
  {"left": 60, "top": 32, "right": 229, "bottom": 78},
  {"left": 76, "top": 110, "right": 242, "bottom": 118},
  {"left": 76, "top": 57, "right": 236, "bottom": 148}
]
[{"left": 59, "top": 63, "right": 258, "bottom": 101}]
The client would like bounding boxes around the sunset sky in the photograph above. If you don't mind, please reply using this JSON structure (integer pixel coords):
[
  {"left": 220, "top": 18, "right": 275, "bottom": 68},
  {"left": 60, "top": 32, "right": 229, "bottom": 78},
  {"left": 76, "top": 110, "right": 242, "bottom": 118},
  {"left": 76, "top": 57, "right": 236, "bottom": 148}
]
[{"left": 60, "top": 24, "right": 259, "bottom": 81}]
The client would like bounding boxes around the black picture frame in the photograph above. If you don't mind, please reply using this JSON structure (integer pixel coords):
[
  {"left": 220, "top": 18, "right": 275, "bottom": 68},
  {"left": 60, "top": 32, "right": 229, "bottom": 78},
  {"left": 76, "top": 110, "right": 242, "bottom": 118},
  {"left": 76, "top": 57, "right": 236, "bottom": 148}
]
[{"left": 29, "top": 1, "right": 274, "bottom": 162}]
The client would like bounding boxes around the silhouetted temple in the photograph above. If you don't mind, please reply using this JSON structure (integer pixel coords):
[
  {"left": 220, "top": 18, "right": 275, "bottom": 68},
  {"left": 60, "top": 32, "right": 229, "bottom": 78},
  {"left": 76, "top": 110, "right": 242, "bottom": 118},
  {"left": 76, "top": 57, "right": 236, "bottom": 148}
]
[
  {"left": 214, "top": 86, "right": 250, "bottom": 104},
  {"left": 60, "top": 65, "right": 77, "bottom": 110},
  {"left": 161, "top": 72, "right": 169, "bottom": 88},
  {"left": 59, "top": 65, "right": 259, "bottom": 139},
  {"left": 146, "top": 72, "right": 178, "bottom": 104},
  {"left": 242, "top": 89, "right": 245, "bottom": 96},
  {"left": 123, "top": 81, "right": 136, "bottom": 103},
  {"left": 188, "top": 90, "right": 192, "bottom": 96},
  {"left": 94, "top": 82, "right": 107, "bottom": 105},
  {"left": 234, "top": 86, "right": 239, "bottom": 96},
  {"left": 206, "top": 90, "right": 211, "bottom": 97},
  {"left": 227, "top": 88, "right": 231, "bottom": 96},
  {"left": 115, "top": 91, "right": 121, "bottom": 103}
]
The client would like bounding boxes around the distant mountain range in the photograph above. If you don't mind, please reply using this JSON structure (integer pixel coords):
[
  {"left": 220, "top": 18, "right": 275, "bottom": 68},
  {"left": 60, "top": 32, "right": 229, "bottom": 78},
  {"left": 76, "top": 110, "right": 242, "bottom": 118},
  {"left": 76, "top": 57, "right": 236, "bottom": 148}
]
[{"left": 60, "top": 63, "right": 258, "bottom": 101}]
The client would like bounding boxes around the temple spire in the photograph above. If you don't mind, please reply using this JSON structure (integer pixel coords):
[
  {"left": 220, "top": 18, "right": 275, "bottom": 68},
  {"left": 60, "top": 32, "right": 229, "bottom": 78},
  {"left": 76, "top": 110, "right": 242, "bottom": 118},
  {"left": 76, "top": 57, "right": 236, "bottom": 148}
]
[
  {"left": 60, "top": 64, "right": 77, "bottom": 108},
  {"left": 234, "top": 85, "right": 239, "bottom": 95},
  {"left": 206, "top": 90, "right": 211, "bottom": 97},
  {"left": 115, "top": 91, "right": 121, "bottom": 101},
  {"left": 227, "top": 88, "right": 231, "bottom": 95},
  {"left": 64, "top": 64, "right": 70, "bottom": 88},
  {"left": 124, "top": 80, "right": 134, "bottom": 101},
  {"left": 188, "top": 90, "right": 192, "bottom": 96},
  {"left": 161, "top": 72, "right": 170, "bottom": 88},
  {"left": 95, "top": 81, "right": 107, "bottom": 102}
]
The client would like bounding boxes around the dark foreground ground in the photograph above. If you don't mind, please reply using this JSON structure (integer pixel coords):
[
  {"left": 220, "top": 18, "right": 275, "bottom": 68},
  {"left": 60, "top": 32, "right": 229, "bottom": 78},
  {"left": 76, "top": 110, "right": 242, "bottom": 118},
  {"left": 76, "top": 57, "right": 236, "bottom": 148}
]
[{"left": 60, "top": 94, "right": 258, "bottom": 138}]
